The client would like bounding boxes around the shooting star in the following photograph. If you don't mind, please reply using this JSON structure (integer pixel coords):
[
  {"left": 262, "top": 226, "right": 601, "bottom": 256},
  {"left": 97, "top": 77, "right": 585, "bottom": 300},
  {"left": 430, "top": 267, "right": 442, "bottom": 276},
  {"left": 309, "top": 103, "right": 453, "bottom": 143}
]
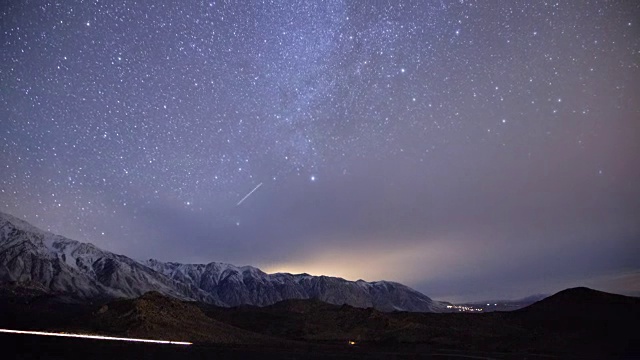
[{"left": 236, "top": 182, "right": 263, "bottom": 206}]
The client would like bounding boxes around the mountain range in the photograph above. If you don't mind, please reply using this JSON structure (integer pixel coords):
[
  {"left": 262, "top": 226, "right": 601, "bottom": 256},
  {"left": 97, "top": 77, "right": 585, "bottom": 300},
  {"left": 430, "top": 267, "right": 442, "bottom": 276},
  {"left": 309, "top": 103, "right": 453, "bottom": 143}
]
[{"left": 0, "top": 211, "right": 446, "bottom": 312}]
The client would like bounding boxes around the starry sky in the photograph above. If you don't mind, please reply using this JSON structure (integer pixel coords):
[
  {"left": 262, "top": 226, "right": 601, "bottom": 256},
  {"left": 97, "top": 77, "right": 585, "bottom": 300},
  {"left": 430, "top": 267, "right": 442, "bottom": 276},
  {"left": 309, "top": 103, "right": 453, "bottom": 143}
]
[{"left": 1, "top": 0, "right": 639, "bottom": 302}]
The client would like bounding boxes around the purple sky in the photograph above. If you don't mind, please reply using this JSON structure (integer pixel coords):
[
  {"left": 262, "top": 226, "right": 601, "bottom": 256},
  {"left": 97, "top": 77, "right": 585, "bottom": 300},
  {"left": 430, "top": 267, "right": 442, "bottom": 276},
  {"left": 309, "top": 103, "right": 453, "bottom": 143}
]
[{"left": 1, "top": 1, "right": 638, "bottom": 301}]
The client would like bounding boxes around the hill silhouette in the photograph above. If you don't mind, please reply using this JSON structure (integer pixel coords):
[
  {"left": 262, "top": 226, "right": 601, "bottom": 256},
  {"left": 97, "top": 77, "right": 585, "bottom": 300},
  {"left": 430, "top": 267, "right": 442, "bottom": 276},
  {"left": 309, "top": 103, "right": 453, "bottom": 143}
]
[
  {"left": 519, "top": 286, "right": 639, "bottom": 317},
  {"left": 512, "top": 287, "right": 640, "bottom": 355}
]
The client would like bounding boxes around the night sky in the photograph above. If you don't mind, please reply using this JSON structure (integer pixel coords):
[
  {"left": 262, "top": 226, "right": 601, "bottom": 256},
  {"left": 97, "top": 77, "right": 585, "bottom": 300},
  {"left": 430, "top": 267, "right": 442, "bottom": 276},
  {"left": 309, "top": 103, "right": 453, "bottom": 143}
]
[{"left": 2, "top": 1, "right": 639, "bottom": 302}]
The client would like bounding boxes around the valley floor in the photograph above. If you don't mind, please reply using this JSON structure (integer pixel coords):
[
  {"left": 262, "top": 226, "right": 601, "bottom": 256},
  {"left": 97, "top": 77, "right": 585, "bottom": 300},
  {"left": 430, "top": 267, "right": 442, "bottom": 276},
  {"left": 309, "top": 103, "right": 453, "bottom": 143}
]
[{"left": 0, "top": 332, "right": 594, "bottom": 360}]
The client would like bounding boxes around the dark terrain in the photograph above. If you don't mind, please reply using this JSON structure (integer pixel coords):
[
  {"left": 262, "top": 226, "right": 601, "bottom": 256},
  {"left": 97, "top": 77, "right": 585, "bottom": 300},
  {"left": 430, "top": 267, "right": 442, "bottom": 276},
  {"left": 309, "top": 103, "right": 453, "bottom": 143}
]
[{"left": 0, "top": 284, "right": 638, "bottom": 359}]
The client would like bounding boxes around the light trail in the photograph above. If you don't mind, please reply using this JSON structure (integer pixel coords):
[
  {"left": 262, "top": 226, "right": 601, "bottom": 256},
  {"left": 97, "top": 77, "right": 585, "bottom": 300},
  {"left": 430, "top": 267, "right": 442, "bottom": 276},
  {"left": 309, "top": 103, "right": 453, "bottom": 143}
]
[
  {"left": 0, "top": 328, "right": 192, "bottom": 345},
  {"left": 236, "top": 182, "right": 263, "bottom": 206}
]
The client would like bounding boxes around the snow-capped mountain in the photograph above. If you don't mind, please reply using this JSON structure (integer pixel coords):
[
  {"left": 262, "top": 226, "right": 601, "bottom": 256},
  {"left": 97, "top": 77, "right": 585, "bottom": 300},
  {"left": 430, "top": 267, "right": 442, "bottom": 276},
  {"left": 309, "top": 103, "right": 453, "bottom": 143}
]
[
  {"left": 145, "top": 259, "right": 446, "bottom": 312},
  {"left": 0, "top": 212, "right": 213, "bottom": 302},
  {"left": 0, "top": 211, "right": 445, "bottom": 312}
]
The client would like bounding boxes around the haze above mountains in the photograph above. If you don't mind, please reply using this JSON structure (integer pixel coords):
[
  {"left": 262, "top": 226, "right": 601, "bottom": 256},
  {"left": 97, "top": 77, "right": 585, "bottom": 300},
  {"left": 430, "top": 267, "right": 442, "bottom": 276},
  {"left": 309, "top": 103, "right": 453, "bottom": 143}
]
[{"left": 0, "top": 211, "right": 446, "bottom": 312}]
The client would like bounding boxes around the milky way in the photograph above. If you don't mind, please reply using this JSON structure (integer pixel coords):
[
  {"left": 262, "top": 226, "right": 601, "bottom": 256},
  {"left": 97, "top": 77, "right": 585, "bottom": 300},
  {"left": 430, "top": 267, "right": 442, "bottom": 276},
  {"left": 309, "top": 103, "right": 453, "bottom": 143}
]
[{"left": 1, "top": 1, "right": 639, "bottom": 301}]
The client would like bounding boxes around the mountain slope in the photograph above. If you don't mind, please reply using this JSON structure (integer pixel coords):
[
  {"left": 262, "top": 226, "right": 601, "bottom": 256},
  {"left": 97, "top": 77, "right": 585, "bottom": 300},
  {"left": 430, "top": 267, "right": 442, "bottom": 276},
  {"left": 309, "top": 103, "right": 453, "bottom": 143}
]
[
  {"left": 0, "top": 212, "right": 214, "bottom": 302},
  {"left": 0, "top": 211, "right": 444, "bottom": 312}
]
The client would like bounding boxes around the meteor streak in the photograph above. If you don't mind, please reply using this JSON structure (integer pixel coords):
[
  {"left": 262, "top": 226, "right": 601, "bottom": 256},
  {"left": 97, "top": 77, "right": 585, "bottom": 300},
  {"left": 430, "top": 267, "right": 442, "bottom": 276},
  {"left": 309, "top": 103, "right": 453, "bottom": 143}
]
[
  {"left": 236, "top": 182, "right": 263, "bottom": 206},
  {"left": 0, "top": 328, "right": 192, "bottom": 345}
]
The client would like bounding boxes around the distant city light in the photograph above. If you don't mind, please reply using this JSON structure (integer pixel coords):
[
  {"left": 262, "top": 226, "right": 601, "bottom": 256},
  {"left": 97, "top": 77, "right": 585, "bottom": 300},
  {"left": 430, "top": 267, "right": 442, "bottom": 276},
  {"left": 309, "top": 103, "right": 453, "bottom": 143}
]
[
  {"left": 447, "top": 304, "right": 483, "bottom": 312},
  {"left": 0, "top": 328, "right": 192, "bottom": 345}
]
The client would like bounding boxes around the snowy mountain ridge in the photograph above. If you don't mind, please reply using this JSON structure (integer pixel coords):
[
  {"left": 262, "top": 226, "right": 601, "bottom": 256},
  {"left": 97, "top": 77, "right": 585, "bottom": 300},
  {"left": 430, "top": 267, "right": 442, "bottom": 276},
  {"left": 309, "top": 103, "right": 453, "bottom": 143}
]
[{"left": 0, "top": 211, "right": 446, "bottom": 312}]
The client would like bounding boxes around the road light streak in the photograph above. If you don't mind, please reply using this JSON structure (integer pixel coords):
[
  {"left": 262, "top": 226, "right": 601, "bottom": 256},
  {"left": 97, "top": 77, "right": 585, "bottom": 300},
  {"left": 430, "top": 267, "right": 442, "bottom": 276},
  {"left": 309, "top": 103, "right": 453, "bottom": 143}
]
[{"left": 0, "top": 328, "right": 192, "bottom": 345}]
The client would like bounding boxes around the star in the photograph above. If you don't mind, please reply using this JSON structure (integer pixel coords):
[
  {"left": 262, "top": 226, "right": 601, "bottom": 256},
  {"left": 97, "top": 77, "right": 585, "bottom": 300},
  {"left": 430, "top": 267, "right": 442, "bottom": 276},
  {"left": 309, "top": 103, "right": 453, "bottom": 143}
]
[{"left": 0, "top": 0, "right": 637, "bottom": 302}]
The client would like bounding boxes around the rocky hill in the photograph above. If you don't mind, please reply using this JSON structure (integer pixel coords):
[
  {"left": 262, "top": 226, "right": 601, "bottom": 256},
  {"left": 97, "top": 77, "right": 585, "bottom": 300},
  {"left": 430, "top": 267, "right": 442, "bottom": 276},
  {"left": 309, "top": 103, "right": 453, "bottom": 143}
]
[{"left": 91, "top": 291, "right": 270, "bottom": 344}]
